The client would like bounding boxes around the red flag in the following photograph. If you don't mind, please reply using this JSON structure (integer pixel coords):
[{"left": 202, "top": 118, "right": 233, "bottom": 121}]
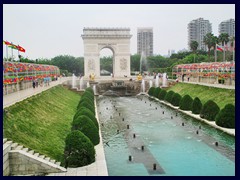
[
  {"left": 3, "top": 40, "right": 12, "bottom": 46},
  {"left": 17, "top": 45, "right": 26, "bottom": 53}
]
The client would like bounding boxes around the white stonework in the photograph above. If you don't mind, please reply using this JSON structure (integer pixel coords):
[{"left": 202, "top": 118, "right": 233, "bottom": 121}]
[{"left": 81, "top": 28, "right": 132, "bottom": 78}]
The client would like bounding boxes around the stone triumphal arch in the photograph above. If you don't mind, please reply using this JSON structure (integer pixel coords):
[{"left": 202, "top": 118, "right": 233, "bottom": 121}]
[{"left": 81, "top": 28, "right": 132, "bottom": 78}]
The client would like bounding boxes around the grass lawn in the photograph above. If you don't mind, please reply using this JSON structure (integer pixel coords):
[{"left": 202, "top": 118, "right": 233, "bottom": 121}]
[
  {"left": 166, "top": 83, "right": 235, "bottom": 109},
  {"left": 3, "top": 85, "right": 80, "bottom": 164}
]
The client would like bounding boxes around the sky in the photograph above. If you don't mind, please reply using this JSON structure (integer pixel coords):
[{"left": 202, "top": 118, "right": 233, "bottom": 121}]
[{"left": 3, "top": 4, "right": 235, "bottom": 60}]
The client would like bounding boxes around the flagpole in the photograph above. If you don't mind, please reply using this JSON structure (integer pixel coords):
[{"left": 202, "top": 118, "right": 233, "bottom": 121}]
[
  {"left": 5, "top": 45, "right": 9, "bottom": 61},
  {"left": 223, "top": 41, "right": 226, "bottom": 62},
  {"left": 214, "top": 44, "right": 217, "bottom": 62},
  {"left": 233, "top": 40, "right": 235, "bottom": 63}
]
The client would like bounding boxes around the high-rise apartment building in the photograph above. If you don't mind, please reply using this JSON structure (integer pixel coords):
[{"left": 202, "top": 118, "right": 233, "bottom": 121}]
[
  {"left": 137, "top": 28, "right": 153, "bottom": 57},
  {"left": 219, "top": 19, "right": 235, "bottom": 37},
  {"left": 188, "top": 18, "right": 212, "bottom": 51}
]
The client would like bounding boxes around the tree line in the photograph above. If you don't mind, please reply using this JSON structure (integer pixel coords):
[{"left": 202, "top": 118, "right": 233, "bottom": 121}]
[{"left": 4, "top": 33, "right": 234, "bottom": 76}]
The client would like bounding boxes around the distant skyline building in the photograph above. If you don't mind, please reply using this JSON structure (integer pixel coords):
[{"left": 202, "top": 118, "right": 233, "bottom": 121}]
[
  {"left": 188, "top": 18, "right": 212, "bottom": 51},
  {"left": 137, "top": 27, "right": 153, "bottom": 57},
  {"left": 219, "top": 18, "right": 235, "bottom": 37}
]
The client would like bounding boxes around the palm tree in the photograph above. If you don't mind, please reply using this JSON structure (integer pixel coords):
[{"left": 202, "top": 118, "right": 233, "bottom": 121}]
[
  {"left": 190, "top": 41, "right": 198, "bottom": 63},
  {"left": 219, "top": 33, "right": 229, "bottom": 61},
  {"left": 203, "top": 33, "right": 216, "bottom": 62}
]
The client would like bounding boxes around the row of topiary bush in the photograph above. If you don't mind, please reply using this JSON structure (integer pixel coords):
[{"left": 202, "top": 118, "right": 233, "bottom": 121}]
[
  {"left": 148, "top": 87, "right": 235, "bottom": 129},
  {"left": 64, "top": 87, "right": 100, "bottom": 168}
]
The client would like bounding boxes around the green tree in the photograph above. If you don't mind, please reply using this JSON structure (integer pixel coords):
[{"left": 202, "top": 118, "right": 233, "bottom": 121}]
[
  {"left": 64, "top": 130, "right": 95, "bottom": 167},
  {"left": 190, "top": 41, "right": 199, "bottom": 63},
  {"left": 200, "top": 100, "right": 220, "bottom": 121},
  {"left": 215, "top": 104, "right": 235, "bottom": 128},
  {"left": 191, "top": 97, "right": 202, "bottom": 114},
  {"left": 179, "top": 95, "right": 193, "bottom": 111},
  {"left": 203, "top": 33, "right": 214, "bottom": 62},
  {"left": 130, "top": 54, "right": 141, "bottom": 72}
]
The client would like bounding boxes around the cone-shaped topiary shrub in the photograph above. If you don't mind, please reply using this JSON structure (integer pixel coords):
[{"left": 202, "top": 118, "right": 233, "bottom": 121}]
[
  {"left": 81, "top": 91, "right": 94, "bottom": 101},
  {"left": 200, "top": 100, "right": 220, "bottom": 121},
  {"left": 153, "top": 87, "right": 161, "bottom": 98},
  {"left": 74, "top": 107, "right": 99, "bottom": 129},
  {"left": 64, "top": 130, "right": 95, "bottom": 168},
  {"left": 171, "top": 93, "right": 182, "bottom": 107},
  {"left": 179, "top": 95, "right": 193, "bottom": 111},
  {"left": 72, "top": 115, "right": 99, "bottom": 145},
  {"left": 78, "top": 101, "right": 95, "bottom": 115},
  {"left": 215, "top": 104, "right": 235, "bottom": 128},
  {"left": 158, "top": 89, "right": 167, "bottom": 100},
  {"left": 164, "top": 90, "right": 175, "bottom": 103},
  {"left": 148, "top": 87, "right": 155, "bottom": 96},
  {"left": 85, "top": 87, "right": 94, "bottom": 94},
  {"left": 77, "top": 96, "right": 94, "bottom": 109},
  {"left": 191, "top": 97, "right": 202, "bottom": 114}
]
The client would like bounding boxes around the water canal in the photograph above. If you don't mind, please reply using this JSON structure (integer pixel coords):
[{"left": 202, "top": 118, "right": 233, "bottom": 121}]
[{"left": 96, "top": 95, "right": 235, "bottom": 176}]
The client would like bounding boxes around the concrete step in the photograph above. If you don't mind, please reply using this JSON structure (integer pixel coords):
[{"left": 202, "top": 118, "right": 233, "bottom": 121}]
[
  {"left": 39, "top": 155, "right": 45, "bottom": 159},
  {"left": 33, "top": 153, "right": 39, "bottom": 157},
  {"left": 11, "top": 143, "right": 19, "bottom": 150},
  {"left": 28, "top": 150, "right": 34, "bottom": 155},
  {"left": 44, "top": 157, "right": 50, "bottom": 162},
  {"left": 5, "top": 140, "right": 13, "bottom": 145},
  {"left": 3, "top": 138, "right": 8, "bottom": 144},
  {"left": 22, "top": 148, "right": 29, "bottom": 152},
  {"left": 15, "top": 145, "right": 23, "bottom": 150},
  {"left": 55, "top": 162, "right": 61, "bottom": 166},
  {"left": 50, "top": 159, "right": 56, "bottom": 164}
]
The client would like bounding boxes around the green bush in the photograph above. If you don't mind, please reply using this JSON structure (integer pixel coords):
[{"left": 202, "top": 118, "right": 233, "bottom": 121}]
[
  {"left": 82, "top": 91, "right": 94, "bottom": 101},
  {"left": 77, "top": 96, "right": 94, "bottom": 109},
  {"left": 153, "top": 87, "right": 161, "bottom": 98},
  {"left": 78, "top": 101, "right": 95, "bottom": 115},
  {"left": 158, "top": 89, "right": 167, "bottom": 100},
  {"left": 148, "top": 87, "right": 155, "bottom": 96},
  {"left": 215, "top": 104, "right": 235, "bottom": 128},
  {"left": 179, "top": 95, "right": 193, "bottom": 111},
  {"left": 85, "top": 87, "right": 94, "bottom": 94},
  {"left": 74, "top": 107, "right": 99, "bottom": 129},
  {"left": 200, "top": 100, "right": 220, "bottom": 121},
  {"left": 171, "top": 93, "right": 182, "bottom": 106},
  {"left": 191, "top": 97, "right": 202, "bottom": 114},
  {"left": 72, "top": 115, "right": 99, "bottom": 145},
  {"left": 164, "top": 90, "right": 175, "bottom": 103},
  {"left": 64, "top": 130, "right": 95, "bottom": 167}
]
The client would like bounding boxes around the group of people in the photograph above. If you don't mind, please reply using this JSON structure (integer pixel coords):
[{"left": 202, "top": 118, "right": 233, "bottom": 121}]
[{"left": 32, "top": 77, "right": 51, "bottom": 88}]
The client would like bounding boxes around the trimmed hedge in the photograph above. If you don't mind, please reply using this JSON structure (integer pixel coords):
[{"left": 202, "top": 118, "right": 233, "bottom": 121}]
[
  {"left": 85, "top": 87, "right": 94, "bottom": 94},
  {"left": 64, "top": 130, "right": 95, "bottom": 167},
  {"left": 192, "top": 97, "right": 202, "bottom": 114},
  {"left": 153, "top": 87, "right": 161, "bottom": 98},
  {"left": 72, "top": 115, "right": 99, "bottom": 145},
  {"left": 200, "top": 100, "right": 220, "bottom": 121},
  {"left": 164, "top": 90, "right": 175, "bottom": 103},
  {"left": 179, "top": 95, "right": 193, "bottom": 111},
  {"left": 158, "top": 89, "right": 167, "bottom": 100},
  {"left": 215, "top": 104, "right": 235, "bottom": 128},
  {"left": 148, "top": 87, "right": 155, "bottom": 96},
  {"left": 78, "top": 96, "right": 94, "bottom": 107},
  {"left": 78, "top": 101, "right": 95, "bottom": 115},
  {"left": 74, "top": 107, "right": 99, "bottom": 129},
  {"left": 171, "top": 93, "right": 182, "bottom": 107}
]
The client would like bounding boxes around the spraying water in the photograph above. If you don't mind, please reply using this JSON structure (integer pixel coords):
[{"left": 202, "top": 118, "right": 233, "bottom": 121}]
[
  {"left": 93, "top": 85, "right": 97, "bottom": 95},
  {"left": 141, "top": 79, "right": 145, "bottom": 92},
  {"left": 87, "top": 82, "right": 90, "bottom": 88},
  {"left": 72, "top": 74, "right": 76, "bottom": 88},
  {"left": 155, "top": 75, "right": 159, "bottom": 87},
  {"left": 79, "top": 77, "right": 84, "bottom": 90},
  {"left": 162, "top": 73, "right": 168, "bottom": 87},
  {"left": 149, "top": 80, "right": 153, "bottom": 88}
]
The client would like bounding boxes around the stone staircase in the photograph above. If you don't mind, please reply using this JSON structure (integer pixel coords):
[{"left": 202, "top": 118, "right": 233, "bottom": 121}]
[{"left": 3, "top": 138, "right": 66, "bottom": 176}]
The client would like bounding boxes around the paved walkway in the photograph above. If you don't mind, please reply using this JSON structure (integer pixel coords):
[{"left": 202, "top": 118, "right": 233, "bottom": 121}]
[{"left": 3, "top": 77, "right": 71, "bottom": 108}]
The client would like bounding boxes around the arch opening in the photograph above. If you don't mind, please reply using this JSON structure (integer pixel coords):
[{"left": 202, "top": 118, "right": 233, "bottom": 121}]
[{"left": 100, "top": 48, "right": 114, "bottom": 77}]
